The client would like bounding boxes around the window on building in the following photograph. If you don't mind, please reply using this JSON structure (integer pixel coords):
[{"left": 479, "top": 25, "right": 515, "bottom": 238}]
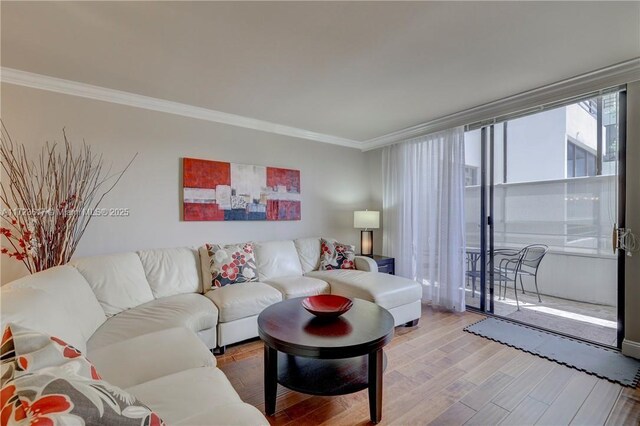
[
  {"left": 567, "top": 141, "right": 596, "bottom": 178},
  {"left": 603, "top": 93, "right": 618, "bottom": 162},
  {"left": 465, "top": 166, "right": 478, "bottom": 186},
  {"left": 604, "top": 124, "right": 617, "bottom": 161}
]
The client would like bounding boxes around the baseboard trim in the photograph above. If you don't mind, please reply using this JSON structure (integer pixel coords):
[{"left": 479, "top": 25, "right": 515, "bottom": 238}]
[{"left": 622, "top": 339, "right": 640, "bottom": 359}]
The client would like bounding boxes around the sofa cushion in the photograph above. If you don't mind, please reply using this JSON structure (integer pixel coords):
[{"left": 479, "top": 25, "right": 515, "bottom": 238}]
[
  {"left": 306, "top": 270, "right": 422, "bottom": 310},
  {"left": 125, "top": 367, "right": 267, "bottom": 426},
  {"left": 319, "top": 239, "right": 356, "bottom": 270},
  {"left": 205, "top": 282, "right": 282, "bottom": 323},
  {"left": 254, "top": 240, "right": 303, "bottom": 280},
  {"left": 1, "top": 288, "right": 87, "bottom": 357},
  {"left": 137, "top": 247, "right": 202, "bottom": 298},
  {"left": 71, "top": 252, "right": 154, "bottom": 317},
  {"left": 3, "top": 324, "right": 165, "bottom": 426},
  {"left": 87, "top": 293, "right": 218, "bottom": 352},
  {"left": 264, "top": 276, "right": 330, "bottom": 299},
  {"left": 1, "top": 266, "right": 106, "bottom": 354},
  {"left": 88, "top": 327, "right": 216, "bottom": 389},
  {"left": 294, "top": 237, "right": 321, "bottom": 273}
]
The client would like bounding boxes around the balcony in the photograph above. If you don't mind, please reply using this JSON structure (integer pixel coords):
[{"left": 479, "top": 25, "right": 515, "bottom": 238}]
[{"left": 465, "top": 174, "right": 618, "bottom": 347}]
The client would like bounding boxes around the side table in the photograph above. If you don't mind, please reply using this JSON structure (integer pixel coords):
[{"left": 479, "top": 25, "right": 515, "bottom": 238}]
[{"left": 369, "top": 255, "right": 395, "bottom": 275}]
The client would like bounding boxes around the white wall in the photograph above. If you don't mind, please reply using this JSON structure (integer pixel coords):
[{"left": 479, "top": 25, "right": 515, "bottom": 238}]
[
  {"left": 364, "top": 149, "right": 384, "bottom": 255},
  {"left": 0, "top": 84, "right": 374, "bottom": 284}
]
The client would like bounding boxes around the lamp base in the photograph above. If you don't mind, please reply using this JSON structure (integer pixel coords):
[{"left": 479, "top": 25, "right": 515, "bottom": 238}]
[{"left": 360, "top": 230, "right": 374, "bottom": 257}]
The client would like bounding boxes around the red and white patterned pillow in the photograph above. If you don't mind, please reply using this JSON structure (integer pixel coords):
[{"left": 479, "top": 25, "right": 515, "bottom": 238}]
[
  {"left": 319, "top": 239, "right": 356, "bottom": 270},
  {"left": 0, "top": 324, "right": 164, "bottom": 426},
  {"left": 203, "top": 242, "right": 259, "bottom": 288}
]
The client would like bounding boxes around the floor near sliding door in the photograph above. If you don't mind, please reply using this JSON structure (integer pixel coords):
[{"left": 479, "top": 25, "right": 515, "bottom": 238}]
[{"left": 465, "top": 289, "right": 617, "bottom": 347}]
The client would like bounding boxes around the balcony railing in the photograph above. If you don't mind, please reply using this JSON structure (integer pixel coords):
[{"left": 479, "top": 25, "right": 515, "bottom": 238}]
[
  {"left": 465, "top": 174, "right": 617, "bottom": 258},
  {"left": 578, "top": 99, "right": 598, "bottom": 118}
]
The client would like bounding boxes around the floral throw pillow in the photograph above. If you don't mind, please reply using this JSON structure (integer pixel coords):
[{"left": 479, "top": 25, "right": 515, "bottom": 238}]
[
  {"left": 204, "top": 242, "right": 258, "bottom": 288},
  {"left": 319, "top": 239, "right": 356, "bottom": 270},
  {"left": 0, "top": 324, "right": 165, "bottom": 426},
  {"left": 1, "top": 326, "right": 16, "bottom": 384}
]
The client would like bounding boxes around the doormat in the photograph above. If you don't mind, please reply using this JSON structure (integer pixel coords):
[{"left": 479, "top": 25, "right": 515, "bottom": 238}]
[{"left": 464, "top": 317, "right": 640, "bottom": 387}]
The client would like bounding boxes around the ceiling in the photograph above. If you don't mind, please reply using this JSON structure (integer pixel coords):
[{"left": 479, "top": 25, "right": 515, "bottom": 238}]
[{"left": 2, "top": 1, "right": 639, "bottom": 144}]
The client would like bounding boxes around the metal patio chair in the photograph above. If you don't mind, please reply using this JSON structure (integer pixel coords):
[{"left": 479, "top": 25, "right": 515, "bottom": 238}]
[
  {"left": 466, "top": 248, "right": 520, "bottom": 299},
  {"left": 495, "top": 244, "right": 548, "bottom": 310}
]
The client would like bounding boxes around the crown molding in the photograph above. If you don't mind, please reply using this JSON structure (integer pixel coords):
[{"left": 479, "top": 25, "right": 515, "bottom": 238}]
[
  {"left": 0, "top": 67, "right": 363, "bottom": 149},
  {"left": 3, "top": 59, "right": 639, "bottom": 153},
  {"left": 361, "top": 58, "right": 640, "bottom": 151}
]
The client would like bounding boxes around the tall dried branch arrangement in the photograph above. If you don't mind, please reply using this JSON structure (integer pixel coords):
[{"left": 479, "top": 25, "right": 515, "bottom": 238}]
[{"left": 0, "top": 121, "right": 136, "bottom": 273}]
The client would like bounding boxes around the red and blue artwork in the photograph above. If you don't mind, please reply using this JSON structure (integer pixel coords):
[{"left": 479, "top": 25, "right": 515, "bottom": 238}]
[{"left": 183, "top": 158, "right": 301, "bottom": 221}]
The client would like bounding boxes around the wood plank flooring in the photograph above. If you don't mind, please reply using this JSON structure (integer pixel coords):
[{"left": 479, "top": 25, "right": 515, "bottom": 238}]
[{"left": 217, "top": 306, "right": 640, "bottom": 425}]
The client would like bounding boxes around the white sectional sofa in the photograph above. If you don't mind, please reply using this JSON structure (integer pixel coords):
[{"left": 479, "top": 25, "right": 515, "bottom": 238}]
[{"left": 1, "top": 236, "right": 422, "bottom": 424}]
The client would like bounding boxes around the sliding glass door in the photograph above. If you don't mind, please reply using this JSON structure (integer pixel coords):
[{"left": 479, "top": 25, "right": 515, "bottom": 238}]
[{"left": 464, "top": 90, "right": 626, "bottom": 348}]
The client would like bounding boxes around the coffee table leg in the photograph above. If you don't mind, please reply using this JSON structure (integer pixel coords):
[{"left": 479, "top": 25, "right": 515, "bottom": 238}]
[
  {"left": 368, "top": 349, "right": 384, "bottom": 424},
  {"left": 264, "top": 345, "right": 278, "bottom": 416}
]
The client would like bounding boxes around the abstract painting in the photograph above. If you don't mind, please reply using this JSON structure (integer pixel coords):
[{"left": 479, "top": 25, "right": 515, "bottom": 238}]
[{"left": 183, "top": 157, "right": 301, "bottom": 221}]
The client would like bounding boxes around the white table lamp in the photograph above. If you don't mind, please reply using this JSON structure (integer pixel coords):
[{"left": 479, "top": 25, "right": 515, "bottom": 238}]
[{"left": 354, "top": 210, "right": 380, "bottom": 257}]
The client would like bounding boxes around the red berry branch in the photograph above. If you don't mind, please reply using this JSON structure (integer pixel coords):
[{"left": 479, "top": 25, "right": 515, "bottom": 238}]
[{"left": 0, "top": 121, "right": 136, "bottom": 273}]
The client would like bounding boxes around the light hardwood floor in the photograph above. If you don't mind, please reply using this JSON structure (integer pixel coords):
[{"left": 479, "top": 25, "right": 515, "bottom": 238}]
[{"left": 217, "top": 306, "right": 640, "bottom": 425}]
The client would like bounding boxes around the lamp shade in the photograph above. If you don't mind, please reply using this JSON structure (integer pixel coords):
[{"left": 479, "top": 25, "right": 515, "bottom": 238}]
[{"left": 354, "top": 211, "right": 380, "bottom": 229}]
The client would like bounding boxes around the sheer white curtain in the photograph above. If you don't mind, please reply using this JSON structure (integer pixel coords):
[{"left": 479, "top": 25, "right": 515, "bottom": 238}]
[{"left": 382, "top": 127, "right": 466, "bottom": 312}]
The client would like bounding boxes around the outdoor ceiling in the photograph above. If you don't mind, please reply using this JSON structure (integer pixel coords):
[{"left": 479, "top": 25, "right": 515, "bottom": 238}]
[{"left": 2, "top": 1, "right": 639, "bottom": 142}]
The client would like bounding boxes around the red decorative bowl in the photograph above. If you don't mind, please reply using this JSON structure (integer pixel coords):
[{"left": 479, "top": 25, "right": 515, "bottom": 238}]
[{"left": 302, "top": 295, "right": 353, "bottom": 318}]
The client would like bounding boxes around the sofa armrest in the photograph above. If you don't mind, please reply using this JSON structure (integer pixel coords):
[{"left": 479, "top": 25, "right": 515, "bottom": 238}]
[
  {"left": 355, "top": 256, "right": 378, "bottom": 272},
  {"left": 88, "top": 327, "right": 216, "bottom": 389}
]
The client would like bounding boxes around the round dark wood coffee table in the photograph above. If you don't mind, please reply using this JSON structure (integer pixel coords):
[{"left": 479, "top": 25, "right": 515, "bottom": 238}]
[{"left": 258, "top": 297, "right": 395, "bottom": 424}]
